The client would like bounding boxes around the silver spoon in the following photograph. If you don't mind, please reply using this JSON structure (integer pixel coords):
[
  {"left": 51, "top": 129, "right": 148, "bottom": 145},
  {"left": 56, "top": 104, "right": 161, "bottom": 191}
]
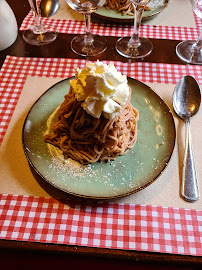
[
  {"left": 173, "top": 75, "right": 201, "bottom": 202},
  {"left": 40, "top": 0, "right": 59, "bottom": 17}
]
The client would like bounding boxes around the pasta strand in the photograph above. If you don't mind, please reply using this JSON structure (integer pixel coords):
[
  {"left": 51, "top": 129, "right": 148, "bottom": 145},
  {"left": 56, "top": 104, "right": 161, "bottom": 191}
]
[{"left": 44, "top": 86, "right": 139, "bottom": 164}]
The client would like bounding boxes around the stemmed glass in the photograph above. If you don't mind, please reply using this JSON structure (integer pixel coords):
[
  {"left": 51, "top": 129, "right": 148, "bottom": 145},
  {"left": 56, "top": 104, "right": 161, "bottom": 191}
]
[
  {"left": 176, "top": 0, "right": 202, "bottom": 64},
  {"left": 23, "top": 0, "right": 57, "bottom": 45},
  {"left": 65, "top": 0, "right": 107, "bottom": 56},
  {"left": 115, "top": 0, "right": 153, "bottom": 59}
]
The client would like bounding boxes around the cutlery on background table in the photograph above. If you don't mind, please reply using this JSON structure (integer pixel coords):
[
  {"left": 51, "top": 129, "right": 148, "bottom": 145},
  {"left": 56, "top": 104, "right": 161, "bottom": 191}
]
[{"left": 40, "top": 0, "right": 59, "bottom": 17}]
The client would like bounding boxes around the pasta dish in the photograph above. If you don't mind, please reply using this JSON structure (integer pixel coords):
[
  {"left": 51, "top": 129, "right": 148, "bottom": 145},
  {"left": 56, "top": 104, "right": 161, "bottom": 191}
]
[
  {"left": 104, "top": 0, "right": 151, "bottom": 16},
  {"left": 44, "top": 61, "right": 139, "bottom": 164}
]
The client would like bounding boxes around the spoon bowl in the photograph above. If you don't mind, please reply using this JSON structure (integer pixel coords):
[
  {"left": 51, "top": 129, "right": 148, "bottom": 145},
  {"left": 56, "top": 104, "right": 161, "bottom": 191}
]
[
  {"left": 173, "top": 75, "right": 201, "bottom": 202},
  {"left": 40, "top": 0, "right": 59, "bottom": 17},
  {"left": 173, "top": 75, "right": 201, "bottom": 120}
]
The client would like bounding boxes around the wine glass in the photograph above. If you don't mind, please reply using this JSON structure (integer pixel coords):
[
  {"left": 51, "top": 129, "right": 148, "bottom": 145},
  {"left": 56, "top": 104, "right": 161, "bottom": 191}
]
[
  {"left": 176, "top": 0, "right": 202, "bottom": 64},
  {"left": 23, "top": 0, "right": 57, "bottom": 45},
  {"left": 65, "top": 0, "right": 107, "bottom": 56},
  {"left": 115, "top": 0, "right": 153, "bottom": 59}
]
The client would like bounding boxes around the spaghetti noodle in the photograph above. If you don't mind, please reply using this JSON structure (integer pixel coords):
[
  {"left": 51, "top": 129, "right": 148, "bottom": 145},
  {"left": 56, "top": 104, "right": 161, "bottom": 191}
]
[
  {"left": 44, "top": 86, "right": 139, "bottom": 164},
  {"left": 104, "top": 0, "right": 151, "bottom": 16}
]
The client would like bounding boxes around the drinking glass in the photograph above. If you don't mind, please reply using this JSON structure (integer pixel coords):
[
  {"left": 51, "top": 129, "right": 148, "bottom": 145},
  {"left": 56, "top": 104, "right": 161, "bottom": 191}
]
[
  {"left": 115, "top": 0, "right": 153, "bottom": 59},
  {"left": 65, "top": 0, "right": 107, "bottom": 56},
  {"left": 23, "top": 0, "right": 57, "bottom": 45},
  {"left": 176, "top": 0, "right": 202, "bottom": 64}
]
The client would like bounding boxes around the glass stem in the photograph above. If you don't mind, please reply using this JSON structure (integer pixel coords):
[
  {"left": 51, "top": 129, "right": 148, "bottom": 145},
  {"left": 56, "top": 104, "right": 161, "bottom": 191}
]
[
  {"left": 129, "top": 4, "right": 144, "bottom": 48},
  {"left": 192, "top": 28, "right": 202, "bottom": 49},
  {"left": 84, "top": 13, "right": 94, "bottom": 44},
  {"left": 187, "top": 27, "right": 202, "bottom": 63},
  {"left": 28, "top": 0, "right": 45, "bottom": 33}
]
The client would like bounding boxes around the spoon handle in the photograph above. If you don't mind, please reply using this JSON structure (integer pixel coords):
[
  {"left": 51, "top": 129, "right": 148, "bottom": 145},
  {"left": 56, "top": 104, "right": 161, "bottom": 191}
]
[{"left": 181, "top": 120, "right": 200, "bottom": 202}]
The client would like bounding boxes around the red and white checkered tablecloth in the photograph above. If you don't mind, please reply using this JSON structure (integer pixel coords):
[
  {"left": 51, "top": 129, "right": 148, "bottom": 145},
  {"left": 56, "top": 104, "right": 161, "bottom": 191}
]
[
  {"left": 0, "top": 56, "right": 202, "bottom": 256},
  {"left": 19, "top": 6, "right": 202, "bottom": 41},
  {"left": 0, "top": 194, "right": 202, "bottom": 255}
]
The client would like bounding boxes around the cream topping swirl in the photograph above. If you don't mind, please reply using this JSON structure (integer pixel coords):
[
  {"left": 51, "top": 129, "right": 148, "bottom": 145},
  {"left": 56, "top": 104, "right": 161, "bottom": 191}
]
[{"left": 70, "top": 61, "right": 130, "bottom": 119}]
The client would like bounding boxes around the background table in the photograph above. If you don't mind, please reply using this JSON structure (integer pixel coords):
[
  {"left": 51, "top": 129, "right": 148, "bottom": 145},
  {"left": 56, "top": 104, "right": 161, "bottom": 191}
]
[{"left": 0, "top": 0, "right": 191, "bottom": 68}]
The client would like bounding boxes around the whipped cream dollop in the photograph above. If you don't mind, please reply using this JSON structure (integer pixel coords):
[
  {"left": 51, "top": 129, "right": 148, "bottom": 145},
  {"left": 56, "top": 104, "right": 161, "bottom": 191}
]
[{"left": 70, "top": 61, "right": 130, "bottom": 119}]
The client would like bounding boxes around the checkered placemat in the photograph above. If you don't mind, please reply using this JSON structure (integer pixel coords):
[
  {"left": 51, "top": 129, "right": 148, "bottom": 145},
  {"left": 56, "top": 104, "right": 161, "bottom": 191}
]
[
  {"left": 20, "top": 5, "right": 201, "bottom": 41},
  {"left": 0, "top": 56, "right": 202, "bottom": 256},
  {"left": 0, "top": 194, "right": 202, "bottom": 255}
]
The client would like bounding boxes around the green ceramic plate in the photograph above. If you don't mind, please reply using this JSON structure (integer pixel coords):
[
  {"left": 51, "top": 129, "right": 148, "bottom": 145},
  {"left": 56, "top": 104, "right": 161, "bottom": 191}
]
[
  {"left": 22, "top": 77, "right": 175, "bottom": 199},
  {"left": 94, "top": 0, "right": 169, "bottom": 23}
]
